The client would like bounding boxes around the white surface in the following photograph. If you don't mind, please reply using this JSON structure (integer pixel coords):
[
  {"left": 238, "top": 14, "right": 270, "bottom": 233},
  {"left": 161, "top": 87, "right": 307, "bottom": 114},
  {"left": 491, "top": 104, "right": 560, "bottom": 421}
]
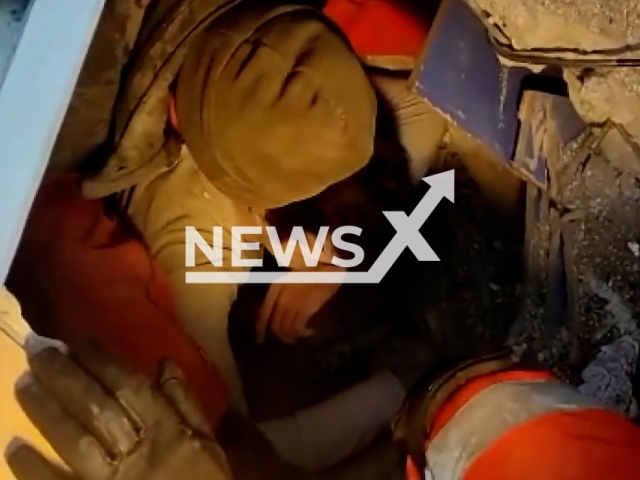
[
  {"left": 0, "top": 0, "right": 105, "bottom": 283},
  {"left": 0, "top": 285, "right": 31, "bottom": 347}
]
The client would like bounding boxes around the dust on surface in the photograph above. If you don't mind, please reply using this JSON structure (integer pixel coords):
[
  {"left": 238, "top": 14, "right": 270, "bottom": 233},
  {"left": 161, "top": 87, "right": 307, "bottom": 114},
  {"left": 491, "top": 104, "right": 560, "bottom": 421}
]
[
  {"left": 470, "top": 0, "right": 640, "bottom": 51},
  {"left": 561, "top": 141, "right": 640, "bottom": 375},
  {"left": 464, "top": 0, "right": 640, "bottom": 389},
  {"left": 511, "top": 128, "right": 640, "bottom": 385},
  {"left": 469, "top": 0, "right": 640, "bottom": 145}
]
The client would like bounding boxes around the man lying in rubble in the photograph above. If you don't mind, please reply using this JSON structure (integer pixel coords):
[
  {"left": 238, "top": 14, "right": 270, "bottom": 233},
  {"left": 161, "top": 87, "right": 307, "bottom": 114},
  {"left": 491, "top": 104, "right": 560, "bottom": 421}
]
[
  {"left": 79, "top": 0, "right": 442, "bottom": 413},
  {"left": 80, "top": 0, "right": 443, "bottom": 433},
  {"left": 6, "top": 0, "right": 446, "bottom": 473}
]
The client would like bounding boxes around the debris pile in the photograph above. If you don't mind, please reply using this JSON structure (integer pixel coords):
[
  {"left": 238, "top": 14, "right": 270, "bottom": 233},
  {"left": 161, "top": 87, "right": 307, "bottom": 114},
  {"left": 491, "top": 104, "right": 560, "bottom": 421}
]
[
  {"left": 579, "top": 335, "right": 639, "bottom": 416},
  {"left": 464, "top": 0, "right": 640, "bottom": 414},
  {"left": 471, "top": 0, "right": 640, "bottom": 51},
  {"left": 467, "top": 0, "right": 640, "bottom": 143},
  {"left": 510, "top": 128, "right": 640, "bottom": 415}
]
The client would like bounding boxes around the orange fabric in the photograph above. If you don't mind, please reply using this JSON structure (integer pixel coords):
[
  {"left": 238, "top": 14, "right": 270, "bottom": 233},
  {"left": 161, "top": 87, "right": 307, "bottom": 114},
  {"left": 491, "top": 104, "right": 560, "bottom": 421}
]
[
  {"left": 10, "top": 173, "right": 229, "bottom": 428},
  {"left": 406, "top": 455, "right": 421, "bottom": 480},
  {"left": 323, "top": 0, "right": 429, "bottom": 59},
  {"left": 406, "top": 370, "right": 556, "bottom": 480},
  {"left": 405, "top": 369, "right": 640, "bottom": 480},
  {"left": 465, "top": 408, "right": 640, "bottom": 480}
]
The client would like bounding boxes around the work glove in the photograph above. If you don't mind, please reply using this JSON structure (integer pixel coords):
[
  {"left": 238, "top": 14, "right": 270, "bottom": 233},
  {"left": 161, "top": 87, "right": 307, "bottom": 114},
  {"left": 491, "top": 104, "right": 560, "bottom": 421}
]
[{"left": 6, "top": 343, "right": 232, "bottom": 480}]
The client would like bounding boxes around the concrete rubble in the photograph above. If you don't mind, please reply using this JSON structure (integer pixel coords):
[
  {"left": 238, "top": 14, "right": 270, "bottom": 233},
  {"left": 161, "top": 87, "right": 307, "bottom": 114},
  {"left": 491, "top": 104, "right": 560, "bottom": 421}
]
[
  {"left": 467, "top": 0, "right": 640, "bottom": 143},
  {"left": 470, "top": 0, "right": 640, "bottom": 51},
  {"left": 462, "top": 0, "right": 640, "bottom": 409},
  {"left": 578, "top": 335, "right": 639, "bottom": 416}
]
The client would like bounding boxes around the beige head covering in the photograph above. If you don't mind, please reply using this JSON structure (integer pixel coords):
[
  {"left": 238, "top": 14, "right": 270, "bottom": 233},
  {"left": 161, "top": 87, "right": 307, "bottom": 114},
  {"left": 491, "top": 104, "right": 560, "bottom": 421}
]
[{"left": 176, "top": 5, "right": 376, "bottom": 209}]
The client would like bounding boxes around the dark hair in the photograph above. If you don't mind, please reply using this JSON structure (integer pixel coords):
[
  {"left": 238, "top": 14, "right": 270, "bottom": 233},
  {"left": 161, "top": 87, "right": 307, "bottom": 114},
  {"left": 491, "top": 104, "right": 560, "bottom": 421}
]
[{"left": 265, "top": 86, "right": 417, "bottom": 263}]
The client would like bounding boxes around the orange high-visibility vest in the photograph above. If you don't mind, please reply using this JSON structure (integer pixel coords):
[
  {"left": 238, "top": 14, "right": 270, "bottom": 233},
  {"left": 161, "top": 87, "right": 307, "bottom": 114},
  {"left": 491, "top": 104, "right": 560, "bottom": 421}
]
[
  {"left": 9, "top": 173, "right": 229, "bottom": 428},
  {"left": 406, "top": 370, "right": 640, "bottom": 480}
]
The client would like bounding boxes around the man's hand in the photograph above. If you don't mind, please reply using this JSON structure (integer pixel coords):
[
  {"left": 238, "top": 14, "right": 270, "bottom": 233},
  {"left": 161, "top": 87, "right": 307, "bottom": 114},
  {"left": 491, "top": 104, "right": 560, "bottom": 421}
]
[
  {"left": 256, "top": 276, "right": 342, "bottom": 344},
  {"left": 6, "top": 344, "right": 231, "bottom": 480}
]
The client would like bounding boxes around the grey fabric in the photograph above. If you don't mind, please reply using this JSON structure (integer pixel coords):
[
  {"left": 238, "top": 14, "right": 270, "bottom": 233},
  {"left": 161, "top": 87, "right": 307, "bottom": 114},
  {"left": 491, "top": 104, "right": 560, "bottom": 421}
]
[
  {"left": 370, "top": 75, "right": 447, "bottom": 183},
  {"left": 257, "top": 371, "right": 405, "bottom": 470},
  {"left": 176, "top": 5, "right": 376, "bottom": 209},
  {"left": 49, "top": 0, "right": 152, "bottom": 171},
  {"left": 82, "top": 0, "right": 243, "bottom": 198}
]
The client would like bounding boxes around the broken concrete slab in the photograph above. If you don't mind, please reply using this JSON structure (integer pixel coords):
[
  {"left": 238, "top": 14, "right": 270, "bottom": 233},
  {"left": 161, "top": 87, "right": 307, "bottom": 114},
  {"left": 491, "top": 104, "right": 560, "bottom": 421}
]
[
  {"left": 464, "top": 0, "right": 640, "bottom": 148},
  {"left": 469, "top": 0, "right": 640, "bottom": 52}
]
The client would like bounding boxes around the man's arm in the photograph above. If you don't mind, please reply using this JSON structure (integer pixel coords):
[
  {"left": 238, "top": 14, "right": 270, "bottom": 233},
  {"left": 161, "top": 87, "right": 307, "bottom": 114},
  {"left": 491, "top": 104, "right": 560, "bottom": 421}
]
[
  {"left": 258, "top": 231, "right": 346, "bottom": 344},
  {"left": 124, "top": 149, "right": 260, "bottom": 411}
]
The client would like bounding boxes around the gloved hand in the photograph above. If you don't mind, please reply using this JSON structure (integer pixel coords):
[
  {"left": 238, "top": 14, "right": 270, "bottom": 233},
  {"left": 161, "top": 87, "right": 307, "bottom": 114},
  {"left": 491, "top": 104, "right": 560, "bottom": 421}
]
[{"left": 6, "top": 344, "right": 231, "bottom": 480}]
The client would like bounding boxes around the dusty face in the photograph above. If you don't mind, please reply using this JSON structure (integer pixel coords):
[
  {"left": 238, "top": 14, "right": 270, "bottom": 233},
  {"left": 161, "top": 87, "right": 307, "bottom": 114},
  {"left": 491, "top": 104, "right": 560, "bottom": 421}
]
[{"left": 263, "top": 85, "right": 418, "bottom": 269}]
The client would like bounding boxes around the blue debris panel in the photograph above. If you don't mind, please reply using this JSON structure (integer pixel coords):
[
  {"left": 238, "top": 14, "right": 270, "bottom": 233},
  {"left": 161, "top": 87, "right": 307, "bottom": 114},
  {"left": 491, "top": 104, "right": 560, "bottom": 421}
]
[
  {"left": 515, "top": 91, "right": 586, "bottom": 187},
  {"left": 411, "top": 0, "right": 528, "bottom": 164},
  {"left": 521, "top": 93, "right": 588, "bottom": 339}
]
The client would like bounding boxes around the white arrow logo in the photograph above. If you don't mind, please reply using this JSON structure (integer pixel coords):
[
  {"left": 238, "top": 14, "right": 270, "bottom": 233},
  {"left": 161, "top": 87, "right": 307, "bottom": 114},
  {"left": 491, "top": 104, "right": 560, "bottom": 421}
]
[{"left": 186, "top": 170, "right": 455, "bottom": 284}]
